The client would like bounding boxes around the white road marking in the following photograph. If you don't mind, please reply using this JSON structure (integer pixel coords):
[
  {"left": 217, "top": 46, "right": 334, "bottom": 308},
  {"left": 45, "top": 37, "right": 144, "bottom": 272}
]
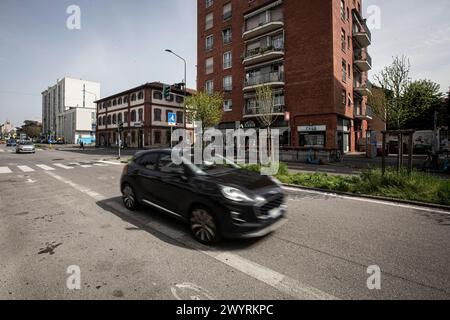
[
  {"left": 0, "top": 167, "right": 12, "bottom": 174},
  {"left": 36, "top": 164, "right": 55, "bottom": 171},
  {"left": 98, "top": 160, "right": 123, "bottom": 166},
  {"left": 45, "top": 171, "right": 106, "bottom": 201},
  {"left": 81, "top": 165, "right": 92, "bottom": 168},
  {"left": 93, "top": 163, "right": 109, "bottom": 167},
  {"left": 18, "top": 165, "right": 35, "bottom": 172},
  {"left": 53, "top": 163, "right": 73, "bottom": 170},
  {"left": 42, "top": 173, "right": 339, "bottom": 300},
  {"left": 283, "top": 187, "right": 450, "bottom": 215},
  {"left": 0, "top": 149, "right": 4, "bottom": 153}
]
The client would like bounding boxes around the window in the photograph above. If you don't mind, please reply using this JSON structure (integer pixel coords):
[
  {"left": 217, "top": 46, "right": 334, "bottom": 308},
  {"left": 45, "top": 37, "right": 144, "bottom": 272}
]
[
  {"left": 342, "top": 59, "right": 347, "bottom": 82},
  {"left": 118, "top": 113, "right": 122, "bottom": 124},
  {"left": 223, "top": 51, "right": 232, "bottom": 69},
  {"left": 205, "top": 80, "right": 214, "bottom": 94},
  {"left": 131, "top": 110, "right": 136, "bottom": 122},
  {"left": 342, "top": 90, "right": 347, "bottom": 105},
  {"left": 154, "top": 131, "right": 161, "bottom": 144},
  {"left": 138, "top": 91, "right": 144, "bottom": 100},
  {"left": 112, "top": 114, "right": 117, "bottom": 124},
  {"left": 153, "top": 91, "right": 162, "bottom": 100},
  {"left": 205, "top": 0, "right": 213, "bottom": 8},
  {"left": 138, "top": 109, "right": 143, "bottom": 122},
  {"left": 206, "top": 57, "right": 214, "bottom": 74},
  {"left": 205, "top": 12, "right": 213, "bottom": 30},
  {"left": 124, "top": 96, "right": 129, "bottom": 104},
  {"left": 131, "top": 93, "right": 137, "bottom": 101},
  {"left": 176, "top": 111, "right": 184, "bottom": 124},
  {"left": 158, "top": 154, "right": 184, "bottom": 174},
  {"left": 154, "top": 108, "right": 162, "bottom": 122},
  {"left": 137, "top": 152, "right": 159, "bottom": 170},
  {"left": 348, "top": 93, "right": 352, "bottom": 107},
  {"left": 223, "top": 3, "right": 232, "bottom": 20},
  {"left": 124, "top": 112, "right": 128, "bottom": 123},
  {"left": 340, "top": 0, "right": 346, "bottom": 20},
  {"left": 98, "top": 117, "right": 102, "bottom": 126},
  {"left": 348, "top": 64, "right": 351, "bottom": 79},
  {"left": 205, "top": 35, "right": 214, "bottom": 50},
  {"left": 224, "top": 99, "right": 232, "bottom": 112},
  {"left": 223, "top": 75, "right": 232, "bottom": 92},
  {"left": 107, "top": 115, "right": 111, "bottom": 125},
  {"left": 222, "top": 28, "right": 232, "bottom": 44},
  {"left": 166, "top": 110, "right": 173, "bottom": 122},
  {"left": 166, "top": 93, "right": 174, "bottom": 102},
  {"left": 176, "top": 95, "right": 184, "bottom": 104},
  {"left": 341, "top": 29, "right": 346, "bottom": 51},
  {"left": 103, "top": 116, "right": 107, "bottom": 125},
  {"left": 118, "top": 97, "right": 122, "bottom": 105},
  {"left": 299, "top": 132, "right": 326, "bottom": 147},
  {"left": 112, "top": 99, "right": 117, "bottom": 106}
]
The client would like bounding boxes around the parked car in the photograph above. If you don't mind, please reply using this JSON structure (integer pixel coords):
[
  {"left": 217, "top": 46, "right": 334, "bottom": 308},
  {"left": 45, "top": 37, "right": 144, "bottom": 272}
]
[
  {"left": 6, "top": 139, "right": 17, "bottom": 147},
  {"left": 120, "top": 149, "right": 287, "bottom": 244},
  {"left": 16, "top": 141, "right": 35, "bottom": 154}
]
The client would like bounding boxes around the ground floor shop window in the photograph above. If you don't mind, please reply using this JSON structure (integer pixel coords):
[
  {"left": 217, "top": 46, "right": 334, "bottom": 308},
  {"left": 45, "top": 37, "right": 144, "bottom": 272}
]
[
  {"left": 299, "top": 132, "right": 326, "bottom": 147},
  {"left": 154, "top": 131, "right": 161, "bottom": 144}
]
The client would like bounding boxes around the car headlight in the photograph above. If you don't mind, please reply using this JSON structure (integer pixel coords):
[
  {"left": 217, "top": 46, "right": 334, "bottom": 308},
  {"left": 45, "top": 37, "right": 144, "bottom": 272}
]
[{"left": 221, "top": 186, "right": 254, "bottom": 202}]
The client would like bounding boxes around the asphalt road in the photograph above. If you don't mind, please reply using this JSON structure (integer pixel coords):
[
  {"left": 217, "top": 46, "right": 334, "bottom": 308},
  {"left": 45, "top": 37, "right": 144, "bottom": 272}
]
[{"left": 0, "top": 144, "right": 449, "bottom": 300}]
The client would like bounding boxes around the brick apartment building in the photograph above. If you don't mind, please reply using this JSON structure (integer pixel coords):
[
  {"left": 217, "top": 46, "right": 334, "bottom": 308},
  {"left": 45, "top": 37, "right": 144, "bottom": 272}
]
[
  {"left": 95, "top": 83, "right": 193, "bottom": 148},
  {"left": 197, "top": 0, "right": 374, "bottom": 153}
]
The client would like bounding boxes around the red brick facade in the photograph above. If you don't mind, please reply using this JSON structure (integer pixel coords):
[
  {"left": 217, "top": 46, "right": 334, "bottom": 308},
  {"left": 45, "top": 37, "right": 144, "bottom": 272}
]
[{"left": 197, "top": 0, "right": 374, "bottom": 153}]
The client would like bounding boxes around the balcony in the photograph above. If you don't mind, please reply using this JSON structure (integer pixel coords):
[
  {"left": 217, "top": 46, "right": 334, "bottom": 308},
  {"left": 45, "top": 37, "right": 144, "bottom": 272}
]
[
  {"left": 244, "top": 104, "right": 286, "bottom": 118},
  {"left": 354, "top": 50, "right": 372, "bottom": 72},
  {"left": 243, "top": 19, "right": 284, "bottom": 40},
  {"left": 243, "top": 72, "right": 285, "bottom": 91},
  {"left": 243, "top": 46, "right": 284, "bottom": 66},
  {"left": 352, "top": 9, "right": 372, "bottom": 48},
  {"left": 354, "top": 105, "right": 373, "bottom": 121},
  {"left": 353, "top": 80, "right": 371, "bottom": 96}
]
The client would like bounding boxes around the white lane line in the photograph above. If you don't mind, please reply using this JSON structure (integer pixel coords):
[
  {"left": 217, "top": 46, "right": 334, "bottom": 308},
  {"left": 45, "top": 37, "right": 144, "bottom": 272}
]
[
  {"left": 283, "top": 187, "right": 450, "bottom": 215},
  {"left": 54, "top": 163, "right": 74, "bottom": 170},
  {"left": 0, "top": 167, "right": 12, "bottom": 174},
  {"left": 81, "top": 165, "right": 92, "bottom": 168},
  {"left": 98, "top": 160, "right": 123, "bottom": 166},
  {"left": 36, "top": 164, "right": 55, "bottom": 171},
  {"left": 45, "top": 171, "right": 106, "bottom": 201},
  {"left": 43, "top": 171, "right": 337, "bottom": 300},
  {"left": 93, "top": 163, "right": 109, "bottom": 167},
  {"left": 17, "top": 165, "right": 35, "bottom": 172}
]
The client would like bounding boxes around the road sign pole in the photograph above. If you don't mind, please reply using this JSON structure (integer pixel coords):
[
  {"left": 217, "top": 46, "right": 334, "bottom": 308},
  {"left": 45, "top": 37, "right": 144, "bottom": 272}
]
[{"left": 118, "top": 128, "right": 121, "bottom": 160}]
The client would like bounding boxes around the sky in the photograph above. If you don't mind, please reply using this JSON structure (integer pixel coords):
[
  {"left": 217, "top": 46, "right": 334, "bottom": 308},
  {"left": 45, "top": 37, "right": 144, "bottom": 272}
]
[{"left": 0, "top": 0, "right": 449, "bottom": 127}]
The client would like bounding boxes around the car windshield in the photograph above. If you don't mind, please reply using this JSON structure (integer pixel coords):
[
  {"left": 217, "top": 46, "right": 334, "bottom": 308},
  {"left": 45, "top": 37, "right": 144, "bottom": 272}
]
[
  {"left": 182, "top": 154, "right": 240, "bottom": 175},
  {"left": 20, "top": 141, "right": 33, "bottom": 145}
]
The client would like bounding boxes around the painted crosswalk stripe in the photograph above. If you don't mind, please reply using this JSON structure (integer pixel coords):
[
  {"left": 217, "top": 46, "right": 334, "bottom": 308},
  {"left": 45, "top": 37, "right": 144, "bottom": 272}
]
[
  {"left": 98, "top": 160, "right": 123, "bottom": 166},
  {"left": 18, "top": 165, "right": 35, "bottom": 172},
  {"left": 81, "top": 165, "right": 92, "bottom": 168},
  {"left": 36, "top": 164, "right": 55, "bottom": 171},
  {"left": 54, "top": 163, "right": 73, "bottom": 170},
  {"left": 0, "top": 167, "right": 12, "bottom": 174}
]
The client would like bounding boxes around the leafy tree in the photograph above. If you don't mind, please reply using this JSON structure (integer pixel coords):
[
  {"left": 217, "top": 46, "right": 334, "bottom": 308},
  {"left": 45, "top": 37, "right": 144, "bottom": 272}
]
[
  {"left": 373, "top": 55, "right": 411, "bottom": 129},
  {"left": 18, "top": 120, "right": 42, "bottom": 139},
  {"left": 255, "top": 85, "right": 278, "bottom": 158},
  {"left": 185, "top": 91, "right": 223, "bottom": 144},
  {"left": 402, "top": 80, "right": 443, "bottom": 129}
]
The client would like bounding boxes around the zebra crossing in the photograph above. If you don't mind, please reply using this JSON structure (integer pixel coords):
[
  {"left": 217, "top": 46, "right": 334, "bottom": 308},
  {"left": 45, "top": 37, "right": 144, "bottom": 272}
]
[{"left": 0, "top": 161, "right": 120, "bottom": 174}]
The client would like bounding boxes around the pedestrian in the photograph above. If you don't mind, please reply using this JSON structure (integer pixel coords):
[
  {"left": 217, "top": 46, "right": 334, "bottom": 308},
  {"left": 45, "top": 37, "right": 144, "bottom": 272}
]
[{"left": 80, "top": 140, "right": 84, "bottom": 150}]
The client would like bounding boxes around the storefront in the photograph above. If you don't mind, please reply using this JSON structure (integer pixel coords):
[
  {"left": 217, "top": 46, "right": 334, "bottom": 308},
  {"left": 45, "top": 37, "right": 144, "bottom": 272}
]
[
  {"left": 298, "top": 125, "right": 327, "bottom": 148},
  {"left": 337, "top": 118, "right": 352, "bottom": 153}
]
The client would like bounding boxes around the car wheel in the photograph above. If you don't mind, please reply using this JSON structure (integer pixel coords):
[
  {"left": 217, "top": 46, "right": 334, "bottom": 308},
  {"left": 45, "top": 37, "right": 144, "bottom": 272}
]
[
  {"left": 122, "top": 184, "right": 139, "bottom": 211},
  {"left": 190, "top": 207, "right": 221, "bottom": 244}
]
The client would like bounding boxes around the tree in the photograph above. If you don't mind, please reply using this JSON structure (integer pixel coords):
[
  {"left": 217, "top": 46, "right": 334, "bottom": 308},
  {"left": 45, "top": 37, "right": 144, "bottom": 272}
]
[
  {"left": 18, "top": 120, "right": 42, "bottom": 139},
  {"left": 185, "top": 91, "right": 223, "bottom": 145},
  {"left": 255, "top": 85, "right": 278, "bottom": 159},
  {"left": 402, "top": 80, "right": 443, "bottom": 129},
  {"left": 373, "top": 55, "right": 411, "bottom": 129}
]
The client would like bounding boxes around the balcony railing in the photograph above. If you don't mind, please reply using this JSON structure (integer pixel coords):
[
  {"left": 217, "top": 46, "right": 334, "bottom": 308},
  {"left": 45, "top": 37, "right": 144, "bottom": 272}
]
[
  {"left": 354, "top": 49, "right": 372, "bottom": 71},
  {"left": 352, "top": 9, "right": 372, "bottom": 47},
  {"left": 245, "top": 45, "right": 284, "bottom": 59},
  {"left": 244, "top": 72, "right": 285, "bottom": 88},
  {"left": 244, "top": 104, "right": 286, "bottom": 116},
  {"left": 243, "top": 17, "right": 284, "bottom": 40},
  {"left": 354, "top": 105, "right": 373, "bottom": 120}
]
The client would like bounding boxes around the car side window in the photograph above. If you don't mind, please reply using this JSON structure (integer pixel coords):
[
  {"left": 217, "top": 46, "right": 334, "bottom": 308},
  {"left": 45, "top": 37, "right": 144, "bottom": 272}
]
[
  {"left": 136, "top": 153, "right": 159, "bottom": 170},
  {"left": 158, "top": 154, "right": 184, "bottom": 174}
]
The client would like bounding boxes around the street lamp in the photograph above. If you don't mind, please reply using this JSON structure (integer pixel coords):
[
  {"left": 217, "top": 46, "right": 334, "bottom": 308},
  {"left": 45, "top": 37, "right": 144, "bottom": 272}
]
[{"left": 165, "top": 49, "right": 187, "bottom": 144}]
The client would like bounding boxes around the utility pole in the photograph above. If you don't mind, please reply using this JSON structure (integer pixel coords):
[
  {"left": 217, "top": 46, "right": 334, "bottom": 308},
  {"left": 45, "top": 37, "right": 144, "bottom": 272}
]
[{"left": 83, "top": 84, "right": 86, "bottom": 108}]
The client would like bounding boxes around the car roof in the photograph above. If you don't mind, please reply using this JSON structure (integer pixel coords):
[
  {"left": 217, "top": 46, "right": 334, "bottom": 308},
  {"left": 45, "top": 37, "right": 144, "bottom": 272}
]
[{"left": 132, "top": 149, "right": 171, "bottom": 159}]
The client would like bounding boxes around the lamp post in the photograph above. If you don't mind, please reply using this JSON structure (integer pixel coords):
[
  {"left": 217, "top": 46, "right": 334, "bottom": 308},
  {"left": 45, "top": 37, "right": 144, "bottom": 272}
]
[{"left": 165, "top": 49, "right": 187, "bottom": 145}]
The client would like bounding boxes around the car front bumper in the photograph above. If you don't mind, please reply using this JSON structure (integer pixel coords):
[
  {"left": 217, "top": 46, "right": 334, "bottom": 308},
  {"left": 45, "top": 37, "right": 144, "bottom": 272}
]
[{"left": 17, "top": 149, "right": 35, "bottom": 153}]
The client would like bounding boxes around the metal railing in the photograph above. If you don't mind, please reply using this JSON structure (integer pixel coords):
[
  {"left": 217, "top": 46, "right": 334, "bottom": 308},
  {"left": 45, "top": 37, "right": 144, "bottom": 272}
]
[
  {"left": 244, "top": 17, "right": 284, "bottom": 33},
  {"left": 244, "top": 71, "right": 285, "bottom": 87},
  {"left": 352, "top": 9, "right": 372, "bottom": 40},
  {"left": 244, "top": 104, "right": 286, "bottom": 116},
  {"left": 354, "top": 49, "right": 372, "bottom": 67},
  {"left": 244, "top": 45, "right": 284, "bottom": 59}
]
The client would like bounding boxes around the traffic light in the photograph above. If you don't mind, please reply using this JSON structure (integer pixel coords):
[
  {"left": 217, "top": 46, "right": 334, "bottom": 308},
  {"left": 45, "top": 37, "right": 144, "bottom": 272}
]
[
  {"left": 118, "top": 122, "right": 124, "bottom": 132},
  {"left": 163, "top": 85, "right": 171, "bottom": 99}
]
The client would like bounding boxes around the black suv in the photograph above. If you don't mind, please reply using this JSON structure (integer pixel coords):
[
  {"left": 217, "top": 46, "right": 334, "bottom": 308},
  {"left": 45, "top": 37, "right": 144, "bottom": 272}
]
[{"left": 120, "top": 149, "right": 287, "bottom": 244}]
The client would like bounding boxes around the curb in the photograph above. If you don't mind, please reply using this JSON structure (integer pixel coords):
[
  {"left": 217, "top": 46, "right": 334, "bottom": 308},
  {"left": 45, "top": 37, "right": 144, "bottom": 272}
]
[{"left": 282, "top": 183, "right": 450, "bottom": 212}]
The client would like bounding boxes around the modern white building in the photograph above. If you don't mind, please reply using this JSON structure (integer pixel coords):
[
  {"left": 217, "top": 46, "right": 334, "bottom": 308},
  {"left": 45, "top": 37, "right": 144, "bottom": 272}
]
[{"left": 42, "top": 77, "right": 101, "bottom": 144}]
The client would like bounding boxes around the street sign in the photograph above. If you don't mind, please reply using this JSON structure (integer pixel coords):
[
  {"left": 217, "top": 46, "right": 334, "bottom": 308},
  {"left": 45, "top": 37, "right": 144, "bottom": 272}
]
[{"left": 168, "top": 112, "right": 177, "bottom": 126}]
